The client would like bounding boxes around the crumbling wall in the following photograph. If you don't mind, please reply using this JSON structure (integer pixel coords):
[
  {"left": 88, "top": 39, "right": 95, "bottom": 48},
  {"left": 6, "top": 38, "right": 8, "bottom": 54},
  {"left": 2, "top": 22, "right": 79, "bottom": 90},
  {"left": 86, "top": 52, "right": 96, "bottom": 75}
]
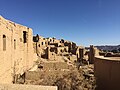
[
  {"left": 57, "top": 46, "right": 68, "bottom": 55},
  {"left": 75, "top": 46, "right": 85, "bottom": 63},
  {"left": 89, "top": 45, "right": 99, "bottom": 64},
  {"left": 47, "top": 47, "right": 56, "bottom": 60}
]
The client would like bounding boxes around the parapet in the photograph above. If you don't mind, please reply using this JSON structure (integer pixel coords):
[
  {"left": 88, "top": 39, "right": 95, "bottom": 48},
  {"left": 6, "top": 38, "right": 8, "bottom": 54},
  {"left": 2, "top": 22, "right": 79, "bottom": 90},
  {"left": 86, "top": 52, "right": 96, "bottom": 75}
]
[{"left": 0, "top": 84, "right": 57, "bottom": 90}]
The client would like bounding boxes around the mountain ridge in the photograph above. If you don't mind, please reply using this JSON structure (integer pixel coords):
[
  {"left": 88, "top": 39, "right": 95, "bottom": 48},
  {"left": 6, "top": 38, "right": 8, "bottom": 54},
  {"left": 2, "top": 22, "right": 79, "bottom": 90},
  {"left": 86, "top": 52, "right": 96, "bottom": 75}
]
[{"left": 95, "top": 45, "right": 120, "bottom": 51}]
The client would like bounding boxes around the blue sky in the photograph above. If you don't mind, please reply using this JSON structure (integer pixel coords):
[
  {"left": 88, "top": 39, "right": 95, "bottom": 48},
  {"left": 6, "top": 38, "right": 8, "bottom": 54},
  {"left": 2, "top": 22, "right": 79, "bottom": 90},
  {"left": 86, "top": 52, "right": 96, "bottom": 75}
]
[{"left": 0, "top": 0, "right": 120, "bottom": 46}]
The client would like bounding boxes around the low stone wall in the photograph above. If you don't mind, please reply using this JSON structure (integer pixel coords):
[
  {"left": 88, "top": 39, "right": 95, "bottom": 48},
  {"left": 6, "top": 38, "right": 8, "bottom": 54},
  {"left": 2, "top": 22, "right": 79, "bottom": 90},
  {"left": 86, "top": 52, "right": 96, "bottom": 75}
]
[
  {"left": 26, "top": 70, "right": 70, "bottom": 81},
  {"left": 0, "top": 84, "right": 57, "bottom": 90},
  {"left": 94, "top": 56, "right": 120, "bottom": 90}
]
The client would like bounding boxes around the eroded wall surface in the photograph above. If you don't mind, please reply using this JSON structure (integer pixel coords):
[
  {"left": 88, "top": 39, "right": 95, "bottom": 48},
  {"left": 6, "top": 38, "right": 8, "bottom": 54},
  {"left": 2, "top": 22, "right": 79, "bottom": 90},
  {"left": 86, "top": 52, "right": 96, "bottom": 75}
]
[{"left": 0, "top": 16, "right": 37, "bottom": 83}]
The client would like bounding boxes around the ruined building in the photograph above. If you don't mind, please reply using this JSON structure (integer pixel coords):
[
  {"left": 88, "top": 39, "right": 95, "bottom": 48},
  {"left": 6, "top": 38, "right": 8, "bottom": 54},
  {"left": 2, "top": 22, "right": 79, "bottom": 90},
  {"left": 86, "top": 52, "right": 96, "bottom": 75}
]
[
  {"left": 74, "top": 46, "right": 85, "bottom": 63},
  {"left": 88, "top": 45, "right": 100, "bottom": 64},
  {"left": 0, "top": 16, "right": 37, "bottom": 83},
  {"left": 0, "top": 15, "right": 97, "bottom": 86},
  {"left": 33, "top": 34, "right": 93, "bottom": 66},
  {"left": 0, "top": 16, "right": 98, "bottom": 90},
  {"left": 33, "top": 34, "right": 77, "bottom": 61}
]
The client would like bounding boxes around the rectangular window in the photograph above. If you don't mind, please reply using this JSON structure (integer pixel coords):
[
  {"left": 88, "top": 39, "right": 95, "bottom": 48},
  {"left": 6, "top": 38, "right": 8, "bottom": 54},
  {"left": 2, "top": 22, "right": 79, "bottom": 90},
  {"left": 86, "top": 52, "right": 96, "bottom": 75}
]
[
  {"left": 23, "top": 31, "right": 27, "bottom": 43},
  {"left": 14, "top": 39, "right": 16, "bottom": 49},
  {"left": 3, "top": 35, "right": 6, "bottom": 51}
]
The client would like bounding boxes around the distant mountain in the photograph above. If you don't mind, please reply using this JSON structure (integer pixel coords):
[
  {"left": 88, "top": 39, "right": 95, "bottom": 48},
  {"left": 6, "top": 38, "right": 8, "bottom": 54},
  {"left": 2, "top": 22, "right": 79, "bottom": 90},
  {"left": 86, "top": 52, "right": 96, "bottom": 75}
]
[{"left": 95, "top": 45, "right": 120, "bottom": 52}]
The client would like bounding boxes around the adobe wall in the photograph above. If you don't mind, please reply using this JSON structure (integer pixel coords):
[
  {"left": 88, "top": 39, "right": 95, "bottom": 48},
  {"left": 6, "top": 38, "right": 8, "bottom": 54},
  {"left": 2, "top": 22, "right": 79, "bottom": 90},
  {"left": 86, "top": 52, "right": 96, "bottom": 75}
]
[
  {"left": 39, "top": 61, "right": 70, "bottom": 70},
  {"left": 0, "top": 84, "right": 57, "bottom": 90},
  {"left": 26, "top": 70, "right": 70, "bottom": 81},
  {"left": 94, "top": 56, "right": 120, "bottom": 90},
  {"left": 47, "top": 47, "right": 56, "bottom": 60},
  {"left": 75, "top": 46, "right": 85, "bottom": 62},
  {"left": 0, "top": 16, "right": 37, "bottom": 83},
  {"left": 26, "top": 61, "right": 71, "bottom": 81},
  {"left": 57, "top": 46, "right": 69, "bottom": 54},
  {"left": 89, "top": 45, "right": 99, "bottom": 64}
]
